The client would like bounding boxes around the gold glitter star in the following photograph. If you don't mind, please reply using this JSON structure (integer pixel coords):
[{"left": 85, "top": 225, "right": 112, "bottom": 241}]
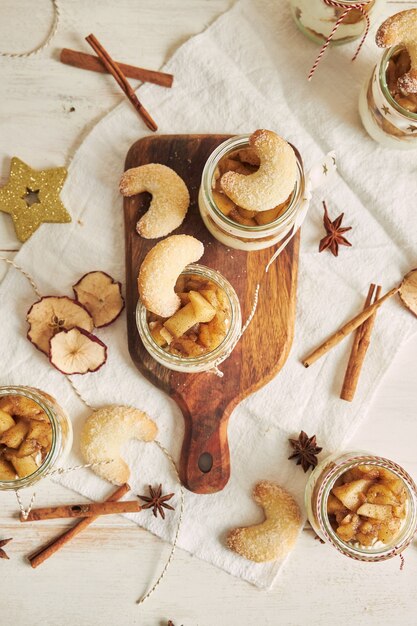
[
  {"left": 323, "top": 163, "right": 328, "bottom": 175},
  {"left": 0, "top": 157, "right": 70, "bottom": 242},
  {"left": 381, "top": 105, "right": 390, "bottom": 116}
]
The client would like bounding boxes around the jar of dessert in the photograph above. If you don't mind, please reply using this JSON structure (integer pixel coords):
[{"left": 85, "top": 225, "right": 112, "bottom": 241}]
[
  {"left": 0, "top": 386, "right": 73, "bottom": 491},
  {"left": 198, "top": 135, "right": 308, "bottom": 252},
  {"left": 289, "top": 0, "right": 381, "bottom": 45},
  {"left": 136, "top": 264, "right": 242, "bottom": 373},
  {"left": 359, "top": 46, "right": 417, "bottom": 150},
  {"left": 305, "top": 451, "right": 417, "bottom": 561}
]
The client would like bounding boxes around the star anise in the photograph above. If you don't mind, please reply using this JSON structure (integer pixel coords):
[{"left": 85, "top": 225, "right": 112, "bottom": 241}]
[
  {"left": 0, "top": 538, "right": 12, "bottom": 560},
  {"left": 319, "top": 201, "right": 352, "bottom": 257},
  {"left": 288, "top": 431, "right": 322, "bottom": 473},
  {"left": 138, "top": 484, "right": 174, "bottom": 520}
]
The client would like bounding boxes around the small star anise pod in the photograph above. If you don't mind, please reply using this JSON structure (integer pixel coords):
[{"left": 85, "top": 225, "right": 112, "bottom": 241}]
[
  {"left": 319, "top": 201, "right": 352, "bottom": 257},
  {"left": 138, "top": 484, "right": 174, "bottom": 520},
  {"left": 0, "top": 538, "right": 13, "bottom": 560},
  {"left": 288, "top": 431, "right": 322, "bottom": 473}
]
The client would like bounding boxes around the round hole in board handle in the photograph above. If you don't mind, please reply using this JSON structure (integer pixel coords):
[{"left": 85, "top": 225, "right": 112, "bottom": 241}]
[{"left": 198, "top": 452, "right": 213, "bottom": 473}]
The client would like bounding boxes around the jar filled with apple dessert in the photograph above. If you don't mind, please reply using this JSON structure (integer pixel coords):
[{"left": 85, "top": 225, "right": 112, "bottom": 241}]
[
  {"left": 198, "top": 131, "right": 308, "bottom": 251},
  {"left": 359, "top": 10, "right": 417, "bottom": 149},
  {"left": 305, "top": 451, "right": 417, "bottom": 561},
  {"left": 0, "top": 386, "right": 73, "bottom": 490},
  {"left": 137, "top": 264, "right": 242, "bottom": 373},
  {"left": 289, "top": 0, "right": 381, "bottom": 46}
]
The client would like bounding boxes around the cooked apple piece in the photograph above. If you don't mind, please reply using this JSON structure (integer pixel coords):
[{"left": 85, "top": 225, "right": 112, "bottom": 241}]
[
  {"left": 0, "top": 409, "right": 15, "bottom": 435},
  {"left": 356, "top": 503, "right": 393, "bottom": 521},
  {"left": 336, "top": 513, "right": 360, "bottom": 542},
  {"left": 0, "top": 420, "right": 29, "bottom": 449},
  {"left": 254, "top": 205, "right": 282, "bottom": 226},
  {"left": 357, "top": 465, "right": 380, "bottom": 479},
  {"left": 237, "top": 148, "right": 260, "bottom": 166},
  {"left": 188, "top": 291, "right": 216, "bottom": 323},
  {"left": 393, "top": 503, "right": 407, "bottom": 519},
  {"left": 366, "top": 484, "right": 398, "bottom": 506},
  {"left": 327, "top": 494, "right": 348, "bottom": 515},
  {"left": 199, "top": 289, "right": 219, "bottom": 309},
  {"left": 377, "top": 467, "right": 397, "bottom": 482},
  {"left": 27, "top": 420, "right": 52, "bottom": 450},
  {"left": 335, "top": 510, "right": 350, "bottom": 525},
  {"left": 160, "top": 327, "right": 173, "bottom": 346},
  {"left": 149, "top": 321, "right": 168, "bottom": 347},
  {"left": 237, "top": 207, "right": 257, "bottom": 219},
  {"left": 9, "top": 453, "right": 39, "bottom": 478},
  {"left": 0, "top": 458, "right": 16, "bottom": 481},
  {"left": 173, "top": 337, "right": 205, "bottom": 358},
  {"left": 177, "top": 292, "right": 191, "bottom": 306},
  {"left": 229, "top": 208, "right": 257, "bottom": 227},
  {"left": 163, "top": 303, "right": 199, "bottom": 338},
  {"left": 356, "top": 532, "right": 376, "bottom": 547},
  {"left": 0, "top": 395, "right": 45, "bottom": 420},
  {"left": 16, "top": 438, "right": 41, "bottom": 458},
  {"left": 378, "top": 517, "right": 402, "bottom": 543},
  {"left": 333, "top": 479, "right": 374, "bottom": 512}
]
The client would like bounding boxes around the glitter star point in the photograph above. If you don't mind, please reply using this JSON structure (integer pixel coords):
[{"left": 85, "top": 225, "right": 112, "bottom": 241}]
[{"left": 0, "top": 157, "right": 71, "bottom": 242}]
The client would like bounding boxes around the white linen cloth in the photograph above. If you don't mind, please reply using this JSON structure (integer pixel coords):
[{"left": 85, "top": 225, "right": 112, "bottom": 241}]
[{"left": 0, "top": 0, "right": 416, "bottom": 589}]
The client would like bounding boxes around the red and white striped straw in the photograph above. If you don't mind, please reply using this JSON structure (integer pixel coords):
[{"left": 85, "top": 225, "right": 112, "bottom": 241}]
[{"left": 308, "top": 0, "right": 372, "bottom": 81}]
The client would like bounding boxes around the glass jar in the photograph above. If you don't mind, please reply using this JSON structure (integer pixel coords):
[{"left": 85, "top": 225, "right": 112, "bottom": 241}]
[
  {"left": 289, "top": 0, "right": 380, "bottom": 46},
  {"left": 359, "top": 46, "right": 417, "bottom": 150},
  {"left": 0, "top": 386, "right": 73, "bottom": 491},
  {"left": 136, "top": 264, "right": 242, "bottom": 373},
  {"left": 305, "top": 451, "right": 417, "bottom": 561},
  {"left": 198, "top": 135, "right": 308, "bottom": 252}
]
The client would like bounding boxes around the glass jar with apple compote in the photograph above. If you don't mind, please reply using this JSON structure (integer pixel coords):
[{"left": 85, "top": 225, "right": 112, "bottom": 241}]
[
  {"left": 198, "top": 135, "right": 308, "bottom": 252},
  {"left": 359, "top": 45, "right": 417, "bottom": 150},
  {"left": 305, "top": 451, "right": 417, "bottom": 561},
  {"left": 0, "top": 386, "right": 73, "bottom": 491},
  {"left": 289, "top": 0, "right": 382, "bottom": 45},
  {"left": 136, "top": 264, "right": 242, "bottom": 373}
]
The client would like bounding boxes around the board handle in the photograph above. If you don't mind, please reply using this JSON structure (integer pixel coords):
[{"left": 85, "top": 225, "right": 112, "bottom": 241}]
[
  {"left": 172, "top": 386, "right": 232, "bottom": 494},
  {"left": 180, "top": 412, "right": 231, "bottom": 494}
]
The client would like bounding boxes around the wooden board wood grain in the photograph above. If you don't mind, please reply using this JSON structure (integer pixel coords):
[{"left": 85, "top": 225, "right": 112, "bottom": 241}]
[{"left": 123, "top": 134, "right": 300, "bottom": 494}]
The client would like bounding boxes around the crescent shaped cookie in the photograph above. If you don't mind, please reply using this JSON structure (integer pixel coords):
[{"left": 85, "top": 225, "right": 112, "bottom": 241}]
[
  {"left": 376, "top": 9, "right": 417, "bottom": 93},
  {"left": 120, "top": 163, "right": 190, "bottom": 239},
  {"left": 80, "top": 405, "right": 158, "bottom": 485},
  {"left": 138, "top": 234, "right": 204, "bottom": 318},
  {"left": 227, "top": 481, "right": 302, "bottom": 562},
  {"left": 220, "top": 130, "right": 297, "bottom": 213}
]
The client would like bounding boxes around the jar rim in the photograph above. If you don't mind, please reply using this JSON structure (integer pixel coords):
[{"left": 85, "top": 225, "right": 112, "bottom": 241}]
[
  {"left": 0, "top": 386, "right": 61, "bottom": 490},
  {"left": 316, "top": 454, "right": 417, "bottom": 561},
  {"left": 136, "top": 264, "right": 242, "bottom": 370},
  {"left": 379, "top": 46, "right": 417, "bottom": 121},
  {"left": 200, "top": 135, "right": 305, "bottom": 235}
]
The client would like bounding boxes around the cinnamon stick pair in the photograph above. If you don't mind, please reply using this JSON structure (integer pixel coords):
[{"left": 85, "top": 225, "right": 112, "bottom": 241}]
[
  {"left": 21, "top": 499, "right": 140, "bottom": 522},
  {"left": 28, "top": 483, "right": 131, "bottom": 569}
]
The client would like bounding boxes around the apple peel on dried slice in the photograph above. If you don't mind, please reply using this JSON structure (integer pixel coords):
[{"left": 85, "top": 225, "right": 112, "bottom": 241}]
[
  {"left": 399, "top": 268, "right": 417, "bottom": 317},
  {"left": 49, "top": 327, "right": 107, "bottom": 375},
  {"left": 27, "top": 296, "right": 94, "bottom": 355},
  {"left": 73, "top": 271, "right": 125, "bottom": 328}
]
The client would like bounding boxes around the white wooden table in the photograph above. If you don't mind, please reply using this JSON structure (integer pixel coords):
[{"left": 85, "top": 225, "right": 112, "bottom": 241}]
[{"left": 1, "top": 1, "right": 416, "bottom": 624}]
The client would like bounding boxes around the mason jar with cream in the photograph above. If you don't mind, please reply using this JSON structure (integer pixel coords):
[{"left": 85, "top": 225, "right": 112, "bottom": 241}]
[
  {"left": 289, "top": 0, "right": 382, "bottom": 46},
  {"left": 198, "top": 130, "right": 308, "bottom": 251}
]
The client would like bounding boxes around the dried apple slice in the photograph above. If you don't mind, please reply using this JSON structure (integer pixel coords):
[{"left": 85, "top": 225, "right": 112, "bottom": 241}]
[
  {"left": 49, "top": 327, "right": 107, "bottom": 375},
  {"left": 27, "top": 296, "right": 94, "bottom": 354},
  {"left": 73, "top": 271, "right": 125, "bottom": 328}
]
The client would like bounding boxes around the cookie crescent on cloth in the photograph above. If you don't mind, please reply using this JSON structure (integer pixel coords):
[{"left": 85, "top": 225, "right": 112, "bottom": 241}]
[
  {"left": 80, "top": 405, "right": 158, "bottom": 485},
  {"left": 227, "top": 481, "right": 302, "bottom": 562}
]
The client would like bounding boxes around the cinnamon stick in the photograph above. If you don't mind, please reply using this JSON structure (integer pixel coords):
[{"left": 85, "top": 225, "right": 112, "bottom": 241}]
[
  {"left": 60, "top": 48, "right": 173, "bottom": 88},
  {"left": 85, "top": 34, "right": 157, "bottom": 132},
  {"left": 21, "top": 499, "right": 140, "bottom": 522},
  {"left": 28, "top": 483, "right": 129, "bottom": 568},
  {"left": 340, "top": 284, "right": 381, "bottom": 402},
  {"left": 302, "top": 285, "right": 399, "bottom": 368}
]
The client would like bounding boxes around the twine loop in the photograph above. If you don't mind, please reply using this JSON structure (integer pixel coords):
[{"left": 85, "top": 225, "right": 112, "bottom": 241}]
[{"left": 308, "top": 0, "right": 372, "bottom": 80}]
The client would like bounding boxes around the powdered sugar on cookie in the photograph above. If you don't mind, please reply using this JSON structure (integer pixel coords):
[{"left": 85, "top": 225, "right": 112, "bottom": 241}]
[
  {"left": 220, "top": 130, "right": 297, "bottom": 213},
  {"left": 376, "top": 9, "right": 417, "bottom": 94}
]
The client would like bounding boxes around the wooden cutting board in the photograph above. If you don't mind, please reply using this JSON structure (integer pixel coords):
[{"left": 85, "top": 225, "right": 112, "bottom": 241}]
[{"left": 123, "top": 134, "right": 300, "bottom": 494}]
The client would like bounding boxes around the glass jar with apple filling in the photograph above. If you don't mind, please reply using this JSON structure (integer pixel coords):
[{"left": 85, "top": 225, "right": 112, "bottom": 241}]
[
  {"left": 136, "top": 264, "right": 242, "bottom": 373},
  {"left": 305, "top": 451, "right": 417, "bottom": 561},
  {"left": 359, "top": 45, "right": 417, "bottom": 150},
  {"left": 198, "top": 135, "right": 307, "bottom": 252},
  {"left": 0, "top": 386, "right": 73, "bottom": 491},
  {"left": 289, "top": 0, "right": 380, "bottom": 46}
]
